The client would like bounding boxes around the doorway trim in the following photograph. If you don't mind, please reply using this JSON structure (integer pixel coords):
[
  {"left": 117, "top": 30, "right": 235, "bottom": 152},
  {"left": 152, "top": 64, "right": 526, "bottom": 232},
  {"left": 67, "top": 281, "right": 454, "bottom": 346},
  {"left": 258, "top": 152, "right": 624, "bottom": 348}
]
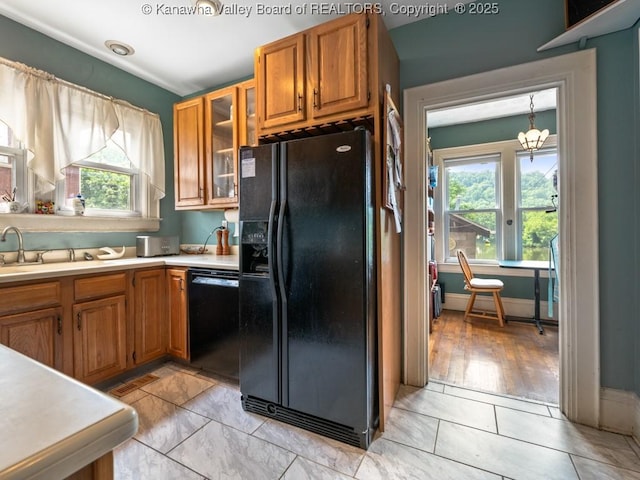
[{"left": 403, "top": 49, "right": 600, "bottom": 427}]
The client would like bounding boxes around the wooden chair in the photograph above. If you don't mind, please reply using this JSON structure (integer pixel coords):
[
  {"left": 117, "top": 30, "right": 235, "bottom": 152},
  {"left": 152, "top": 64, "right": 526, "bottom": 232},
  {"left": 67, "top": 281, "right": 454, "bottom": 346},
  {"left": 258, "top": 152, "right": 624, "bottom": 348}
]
[{"left": 456, "top": 250, "right": 506, "bottom": 327}]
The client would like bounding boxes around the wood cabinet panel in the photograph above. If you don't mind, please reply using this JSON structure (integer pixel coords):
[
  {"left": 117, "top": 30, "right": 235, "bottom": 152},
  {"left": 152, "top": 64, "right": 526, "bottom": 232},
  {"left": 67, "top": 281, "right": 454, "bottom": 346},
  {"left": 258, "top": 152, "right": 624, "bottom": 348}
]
[
  {"left": 0, "top": 307, "right": 63, "bottom": 369},
  {"left": 74, "top": 273, "right": 127, "bottom": 302},
  {"left": 0, "top": 281, "right": 61, "bottom": 316},
  {"left": 308, "top": 13, "right": 368, "bottom": 118},
  {"left": 133, "top": 269, "right": 166, "bottom": 364},
  {"left": 166, "top": 268, "right": 188, "bottom": 360},
  {"left": 174, "top": 80, "right": 254, "bottom": 210},
  {"left": 256, "top": 34, "right": 306, "bottom": 130},
  {"left": 174, "top": 97, "right": 206, "bottom": 207},
  {"left": 256, "top": 13, "right": 372, "bottom": 136},
  {"left": 73, "top": 295, "right": 127, "bottom": 384}
]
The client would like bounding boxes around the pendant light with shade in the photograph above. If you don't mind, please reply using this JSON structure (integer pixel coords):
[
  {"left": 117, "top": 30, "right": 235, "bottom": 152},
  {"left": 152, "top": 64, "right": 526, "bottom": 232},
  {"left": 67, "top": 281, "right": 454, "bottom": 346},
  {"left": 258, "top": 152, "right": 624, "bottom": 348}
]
[{"left": 518, "top": 94, "right": 549, "bottom": 161}]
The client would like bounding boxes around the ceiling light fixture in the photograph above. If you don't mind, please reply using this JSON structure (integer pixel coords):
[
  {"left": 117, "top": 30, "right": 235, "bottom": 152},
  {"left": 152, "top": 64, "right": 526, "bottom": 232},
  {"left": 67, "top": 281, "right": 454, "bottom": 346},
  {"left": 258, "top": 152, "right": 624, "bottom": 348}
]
[
  {"left": 105, "top": 40, "right": 135, "bottom": 56},
  {"left": 195, "top": 0, "right": 222, "bottom": 15},
  {"left": 518, "top": 94, "right": 549, "bottom": 161}
]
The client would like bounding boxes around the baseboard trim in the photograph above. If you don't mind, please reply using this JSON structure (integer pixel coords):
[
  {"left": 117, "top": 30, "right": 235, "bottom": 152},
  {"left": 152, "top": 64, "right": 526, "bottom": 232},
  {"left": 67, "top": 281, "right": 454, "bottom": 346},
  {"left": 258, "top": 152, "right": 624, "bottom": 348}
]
[
  {"left": 599, "top": 388, "right": 640, "bottom": 443},
  {"left": 442, "top": 293, "right": 558, "bottom": 321}
]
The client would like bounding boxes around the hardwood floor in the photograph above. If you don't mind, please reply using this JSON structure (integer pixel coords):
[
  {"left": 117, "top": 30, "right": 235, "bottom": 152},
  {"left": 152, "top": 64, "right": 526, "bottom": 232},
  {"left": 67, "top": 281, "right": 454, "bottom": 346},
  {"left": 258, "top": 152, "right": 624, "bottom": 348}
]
[{"left": 428, "top": 309, "right": 559, "bottom": 404}]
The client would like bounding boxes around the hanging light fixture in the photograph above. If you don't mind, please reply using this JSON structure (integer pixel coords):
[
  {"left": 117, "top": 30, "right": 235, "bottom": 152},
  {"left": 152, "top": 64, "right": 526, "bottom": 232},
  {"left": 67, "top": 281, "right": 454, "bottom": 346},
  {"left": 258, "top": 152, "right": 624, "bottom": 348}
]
[
  {"left": 195, "top": 0, "right": 222, "bottom": 15},
  {"left": 518, "top": 94, "right": 549, "bottom": 161}
]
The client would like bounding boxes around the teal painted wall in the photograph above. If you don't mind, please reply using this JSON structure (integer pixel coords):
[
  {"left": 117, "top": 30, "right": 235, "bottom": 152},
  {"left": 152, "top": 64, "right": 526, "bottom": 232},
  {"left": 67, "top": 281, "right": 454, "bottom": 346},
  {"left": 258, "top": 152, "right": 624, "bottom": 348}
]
[
  {"left": 390, "top": 0, "right": 639, "bottom": 393},
  {"left": 0, "top": 1, "right": 638, "bottom": 394},
  {"left": 0, "top": 16, "right": 238, "bottom": 250},
  {"left": 429, "top": 110, "right": 557, "bottom": 150},
  {"left": 0, "top": 15, "right": 182, "bottom": 250},
  {"left": 428, "top": 111, "right": 557, "bottom": 301}
]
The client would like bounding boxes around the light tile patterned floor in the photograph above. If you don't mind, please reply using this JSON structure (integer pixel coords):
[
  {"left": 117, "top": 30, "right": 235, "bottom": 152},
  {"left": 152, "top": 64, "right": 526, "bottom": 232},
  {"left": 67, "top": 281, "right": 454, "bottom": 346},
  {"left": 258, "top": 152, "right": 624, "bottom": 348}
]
[{"left": 110, "top": 362, "right": 640, "bottom": 480}]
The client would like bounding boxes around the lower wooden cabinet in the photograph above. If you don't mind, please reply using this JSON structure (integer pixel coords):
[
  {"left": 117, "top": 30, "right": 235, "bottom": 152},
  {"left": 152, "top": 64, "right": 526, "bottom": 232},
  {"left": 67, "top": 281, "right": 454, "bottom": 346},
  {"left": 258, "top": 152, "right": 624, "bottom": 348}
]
[
  {"left": 0, "top": 265, "right": 193, "bottom": 385},
  {"left": 166, "top": 268, "right": 189, "bottom": 360},
  {"left": 133, "top": 268, "right": 166, "bottom": 365},
  {"left": 0, "top": 307, "right": 63, "bottom": 370},
  {"left": 73, "top": 295, "right": 127, "bottom": 384},
  {"left": 0, "top": 281, "right": 63, "bottom": 370}
]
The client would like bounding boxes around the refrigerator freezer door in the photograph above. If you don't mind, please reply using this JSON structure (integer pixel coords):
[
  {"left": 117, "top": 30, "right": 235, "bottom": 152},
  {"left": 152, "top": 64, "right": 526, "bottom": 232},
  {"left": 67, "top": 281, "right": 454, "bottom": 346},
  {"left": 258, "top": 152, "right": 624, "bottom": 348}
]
[
  {"left": 239, "top": 144, "right": 280, "bottom": 404},
  {"left": 239, "top": 143, "right": 278, "bottom": 221},
  {"left": 279, "top": 129, "right": 376, "bottom": 432}
]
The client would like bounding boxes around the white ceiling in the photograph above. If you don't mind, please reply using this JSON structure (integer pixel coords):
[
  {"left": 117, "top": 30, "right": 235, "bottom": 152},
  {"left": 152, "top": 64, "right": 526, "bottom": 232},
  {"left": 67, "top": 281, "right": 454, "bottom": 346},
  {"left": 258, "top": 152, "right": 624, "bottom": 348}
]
[
  {"left": 0, "top": 0, "right": 466, "bottom": 97},
  {"left": 428, "top": 88, "right": 558, "bottom": 128}
]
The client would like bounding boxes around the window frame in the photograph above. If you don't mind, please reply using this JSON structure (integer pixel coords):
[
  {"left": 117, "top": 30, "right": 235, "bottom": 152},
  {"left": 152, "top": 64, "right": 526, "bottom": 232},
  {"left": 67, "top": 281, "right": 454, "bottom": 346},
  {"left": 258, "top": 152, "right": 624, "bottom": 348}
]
[
  {"left": 433, "top": 135, "right": 557, "bottom": 265},
  {"left": 442, "top": 153, "right": 502, "bottom": 264},
  {"left": 0, "top": 97, "right": 162, "bottom": 232},
  {"left": 56, "top": 158, "right": 142, "bottom": 218}
]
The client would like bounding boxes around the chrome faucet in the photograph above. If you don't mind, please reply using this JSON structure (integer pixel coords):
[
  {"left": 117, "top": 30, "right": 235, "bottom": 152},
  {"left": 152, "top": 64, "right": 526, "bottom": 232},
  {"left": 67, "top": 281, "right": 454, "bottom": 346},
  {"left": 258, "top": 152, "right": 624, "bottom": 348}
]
[{"left": 1, "top": 226, "right": 25, "bottom": 263}]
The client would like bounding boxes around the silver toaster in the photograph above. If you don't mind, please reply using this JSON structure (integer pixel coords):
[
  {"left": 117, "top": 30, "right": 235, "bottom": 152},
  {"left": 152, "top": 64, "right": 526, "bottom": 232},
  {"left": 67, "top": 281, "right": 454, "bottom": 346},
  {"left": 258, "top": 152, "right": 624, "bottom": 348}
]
[{"left": 136, "top": 235, "right": 180, "bottom": 257}]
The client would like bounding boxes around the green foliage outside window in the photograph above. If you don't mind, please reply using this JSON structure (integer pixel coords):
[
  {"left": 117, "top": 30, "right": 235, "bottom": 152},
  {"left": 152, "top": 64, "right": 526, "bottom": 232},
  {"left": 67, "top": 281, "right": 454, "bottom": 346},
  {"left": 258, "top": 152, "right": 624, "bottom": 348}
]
[
  {"left": 446, "top": 156, "right": 558, "bottom": 261},
  {"left": 80, "top": 167, "right": 130, "bottom": 210}
]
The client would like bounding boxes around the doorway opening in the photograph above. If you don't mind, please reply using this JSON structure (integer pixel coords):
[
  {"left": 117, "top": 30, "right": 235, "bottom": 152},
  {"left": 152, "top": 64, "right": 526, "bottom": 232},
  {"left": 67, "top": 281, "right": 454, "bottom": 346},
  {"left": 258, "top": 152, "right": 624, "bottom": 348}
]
[
  {"left": 403, "top": 50, "right": 600, "bottom": 427},
  {"left": 426, "top": 90, "right": 560, "bottom": 404}
]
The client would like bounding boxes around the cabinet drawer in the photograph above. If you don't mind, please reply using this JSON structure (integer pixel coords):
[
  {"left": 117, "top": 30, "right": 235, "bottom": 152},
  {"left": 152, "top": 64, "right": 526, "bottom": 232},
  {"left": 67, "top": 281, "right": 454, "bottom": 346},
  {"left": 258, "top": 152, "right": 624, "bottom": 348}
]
[
  {"left": 0, "top": 282, "right": 61, "bottom": 315},
  {"left": 75, "top": 273, "right": 127, "bottom": 301}
]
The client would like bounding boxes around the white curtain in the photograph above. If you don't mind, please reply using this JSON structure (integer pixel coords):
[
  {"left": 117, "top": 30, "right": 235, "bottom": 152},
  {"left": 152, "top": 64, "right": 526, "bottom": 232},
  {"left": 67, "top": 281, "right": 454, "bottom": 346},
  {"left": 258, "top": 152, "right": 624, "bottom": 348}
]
[
  {"left": 112, "top": 101, "right": 165, "bottom": 200},
  {"left": 0, "top": 58, "right": 165, "bottom": 199}
]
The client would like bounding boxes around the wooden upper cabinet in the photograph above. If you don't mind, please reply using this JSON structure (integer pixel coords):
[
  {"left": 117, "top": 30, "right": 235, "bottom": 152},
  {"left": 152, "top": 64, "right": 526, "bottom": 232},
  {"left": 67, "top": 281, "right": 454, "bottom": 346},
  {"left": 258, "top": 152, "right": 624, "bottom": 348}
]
[
  {"left": 174, "top": 97, "right": 206, "bottom": 208},
  {"left": 256, "top": 34, "right": 306, "bottom": 130},
  {"left": 174, "top": 80, "right": 254, "bottom": 210},
  {"left": 205, "top": 86, "right": 239, "bottom": 207},
  {"left": 308, "top": 13, "right": 368, "bottom": 119}
]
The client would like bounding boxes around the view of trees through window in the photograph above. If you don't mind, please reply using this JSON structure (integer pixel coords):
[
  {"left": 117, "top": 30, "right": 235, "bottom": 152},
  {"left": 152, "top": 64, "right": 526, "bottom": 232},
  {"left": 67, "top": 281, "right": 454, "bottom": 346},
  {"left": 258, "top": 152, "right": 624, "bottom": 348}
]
[
  {"left": 519, "top": 150, "right": 558, "bottom": 260},
  {"left": 445, "top": 148, "right": 557, "bottom": 261},
  {"left": 63, "top": 141, "right": 134, "bottom": 211}
]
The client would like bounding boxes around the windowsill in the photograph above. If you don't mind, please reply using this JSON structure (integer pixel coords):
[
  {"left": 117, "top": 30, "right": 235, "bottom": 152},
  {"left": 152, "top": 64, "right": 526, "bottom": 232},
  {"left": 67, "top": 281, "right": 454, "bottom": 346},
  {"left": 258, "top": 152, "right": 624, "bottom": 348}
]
[
  {"left": 0, "top": 213, "right": 160, "bottom": 232},
  {"left": 438, "top": 261, "right": 552, "bottom": 278}
]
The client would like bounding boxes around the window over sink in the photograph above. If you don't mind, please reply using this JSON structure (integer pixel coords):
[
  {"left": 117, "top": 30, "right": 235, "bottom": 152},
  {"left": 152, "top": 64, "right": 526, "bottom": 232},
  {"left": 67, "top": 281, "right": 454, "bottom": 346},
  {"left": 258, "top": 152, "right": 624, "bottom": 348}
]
[{"left": 0, "top": 56, "right": 165, "bottom": 232}]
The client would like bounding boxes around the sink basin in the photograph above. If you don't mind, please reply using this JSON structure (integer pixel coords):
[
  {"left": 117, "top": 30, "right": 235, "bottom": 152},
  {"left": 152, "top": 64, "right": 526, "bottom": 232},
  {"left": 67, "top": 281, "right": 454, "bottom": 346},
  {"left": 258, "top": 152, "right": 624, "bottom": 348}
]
[{"left": 0, "top": 261, "right": 105, "bottom": 275}]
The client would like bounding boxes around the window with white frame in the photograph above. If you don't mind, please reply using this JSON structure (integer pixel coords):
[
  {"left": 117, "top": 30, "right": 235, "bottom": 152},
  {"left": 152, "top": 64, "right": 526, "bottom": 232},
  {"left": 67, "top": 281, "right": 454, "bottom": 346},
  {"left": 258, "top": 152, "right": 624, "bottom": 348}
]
[
  {"left": 57, "top": 139, "right": 141, "bottom": 216},
  {"left": 444, "top": 154, "right": 501, "bottom": 262},
  {"left": 0, "top": 57, "right": 165, "bottom": 230},
  {"left": 435, "top": 137, "right": 558, "bottom": 263},
  {"left": 0, "top": 120, "right": 26, "bottom": 205}
]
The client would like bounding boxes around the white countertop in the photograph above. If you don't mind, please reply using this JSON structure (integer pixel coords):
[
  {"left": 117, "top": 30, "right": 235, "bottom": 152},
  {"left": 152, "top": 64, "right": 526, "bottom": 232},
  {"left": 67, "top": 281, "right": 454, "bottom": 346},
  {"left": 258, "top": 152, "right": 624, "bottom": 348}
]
[
  {"left": 0, "top": 345, "right": 138, "bottom": 479},
  {"left": 0, "top": 253, "right": 239, "bottom": 283}
]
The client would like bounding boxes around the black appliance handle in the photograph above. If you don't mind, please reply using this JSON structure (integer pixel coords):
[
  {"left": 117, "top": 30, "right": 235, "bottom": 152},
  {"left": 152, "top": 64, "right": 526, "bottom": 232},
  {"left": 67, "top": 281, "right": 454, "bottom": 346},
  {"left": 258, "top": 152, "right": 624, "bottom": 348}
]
[
  {"left": 191, "top": 276, "right": 239, "bottom": 288},
  {"left": 276, "top": 150, "right": 287, "bottom": 304},
  {"left": 268, "top": 148, "right": 278, "bottom": 301}
]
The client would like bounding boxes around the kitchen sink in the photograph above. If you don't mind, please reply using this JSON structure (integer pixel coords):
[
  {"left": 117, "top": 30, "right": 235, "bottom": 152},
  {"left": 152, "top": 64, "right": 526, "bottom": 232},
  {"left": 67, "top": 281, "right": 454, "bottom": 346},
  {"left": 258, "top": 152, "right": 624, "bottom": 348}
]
[{"left": 0, "top": 260, "right": 106, "bottom": 275}]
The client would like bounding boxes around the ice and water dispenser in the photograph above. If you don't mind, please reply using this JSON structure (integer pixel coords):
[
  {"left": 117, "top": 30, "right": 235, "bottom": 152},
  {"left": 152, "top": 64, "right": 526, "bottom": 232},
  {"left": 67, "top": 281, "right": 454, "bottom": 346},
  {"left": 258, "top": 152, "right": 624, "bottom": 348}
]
[{"left": 240, "top": 221, "right": 269, "bottom": 275}]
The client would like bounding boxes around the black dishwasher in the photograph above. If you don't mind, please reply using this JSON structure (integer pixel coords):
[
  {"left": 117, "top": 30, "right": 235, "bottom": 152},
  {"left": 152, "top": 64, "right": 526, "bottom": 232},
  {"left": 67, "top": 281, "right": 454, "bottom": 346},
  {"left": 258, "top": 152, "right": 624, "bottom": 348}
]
[{"left": 187, "top": 268, "right": 239, "bottom": 380}]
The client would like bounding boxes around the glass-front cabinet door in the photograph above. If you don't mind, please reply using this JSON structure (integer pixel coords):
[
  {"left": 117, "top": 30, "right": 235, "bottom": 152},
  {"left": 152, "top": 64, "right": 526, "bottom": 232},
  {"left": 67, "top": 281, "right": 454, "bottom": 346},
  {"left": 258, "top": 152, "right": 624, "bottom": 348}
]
[
  {"left": 239, "top": 80, "right": 256, "bottom": 148},
  {"left": 205, "top": 87, "right": 238, "bottom": 206}
]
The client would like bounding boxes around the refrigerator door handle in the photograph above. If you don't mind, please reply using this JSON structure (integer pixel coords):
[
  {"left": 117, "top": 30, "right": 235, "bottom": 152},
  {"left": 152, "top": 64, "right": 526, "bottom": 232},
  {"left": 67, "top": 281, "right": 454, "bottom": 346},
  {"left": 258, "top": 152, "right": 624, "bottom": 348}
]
[
  {"left": 267, "top": 198, "right": 278, "bottom": 299},
  {"left": 276, "top": 158, "right": 287, "bottom": 303}
]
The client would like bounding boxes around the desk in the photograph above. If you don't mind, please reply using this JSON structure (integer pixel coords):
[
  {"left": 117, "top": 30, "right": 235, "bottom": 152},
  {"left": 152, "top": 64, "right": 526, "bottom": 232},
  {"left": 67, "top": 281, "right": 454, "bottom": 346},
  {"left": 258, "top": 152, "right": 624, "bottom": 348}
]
[{"left": 499, "top": 260, "right": 555, "bottom": 334}]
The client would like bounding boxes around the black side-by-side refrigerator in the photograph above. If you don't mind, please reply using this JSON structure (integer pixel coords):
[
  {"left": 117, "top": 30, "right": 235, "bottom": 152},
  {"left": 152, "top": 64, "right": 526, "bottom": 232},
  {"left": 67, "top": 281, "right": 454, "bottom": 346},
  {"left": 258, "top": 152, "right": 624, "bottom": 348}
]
[{"left": 238, "top": 128, "right": 378, "bottom": 449}]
